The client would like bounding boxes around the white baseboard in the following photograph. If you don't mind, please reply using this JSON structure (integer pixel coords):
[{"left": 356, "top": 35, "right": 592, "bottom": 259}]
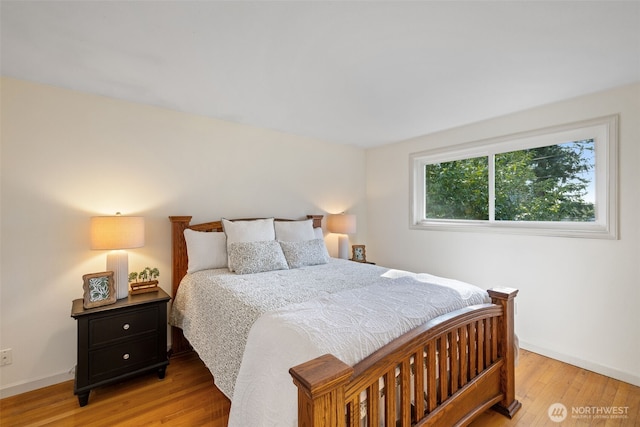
[
  {"left": 520, "top": 341, "right": 640, "bottom": 387},
  {"left": 1, "top": 345, "right": 171, "bottom": 399},
  {"left": 0, "top": 371, "right": 74, "bottom": 399}
]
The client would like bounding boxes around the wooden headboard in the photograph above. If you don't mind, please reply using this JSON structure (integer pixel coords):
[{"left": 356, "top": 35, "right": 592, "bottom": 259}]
[{"left": 168, "top": 215, "right": 323, "bottom": 354}]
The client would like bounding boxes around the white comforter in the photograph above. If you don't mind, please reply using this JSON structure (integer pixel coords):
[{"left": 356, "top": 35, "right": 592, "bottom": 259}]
[{"left": 169, "top": 259, "right": 489, "bottom": 427}]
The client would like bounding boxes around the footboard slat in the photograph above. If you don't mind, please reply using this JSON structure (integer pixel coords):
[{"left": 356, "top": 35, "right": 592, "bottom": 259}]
[
  {"left": 384, "top": 369, "right": 396, "bottom": 427},
  {"left": 477, "top": 320, "right": 485, "bottom": 372},
  {"left": 400, "top": 359, "right": 411, "bottom": 425},
  {"left": 459, "top": 326, "right": 468, "bottom": 389},
  {"left": 290, "top": 288, "right": 521, "bottom": 427},
  {"left": 437, "top": 336, "right": 447, "bottom": 404},
  {"left": 426, "top": 343, "right": 437, "bottom": 413},
  {"left": 367, "top": 382, "right": 379, "bottom": 427},
  {"left": 450, "top": 331, "right": 459, "bottom": 395},
  {"left": 347, "top": 394, "right": 358, "bottom": 427},
  {"left": 485, "top": 318, "right": 492, "bottom": 368},
  {"left": 469, "top": 322, "right": 477, "bottom": 379},
  {"left": 414, "top": 351, "right": 425, "bottom": 419}
]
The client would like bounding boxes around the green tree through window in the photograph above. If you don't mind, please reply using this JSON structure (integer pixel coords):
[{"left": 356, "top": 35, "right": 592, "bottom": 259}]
[
  {"left": 424, "top": 139, "right": 595, "bottom": 222},
  {"left": 495, "top": 140, "right": 594, "bottom": 221},
  {"left": 425, "top": 157, "right": 488, "bottom": 220}
]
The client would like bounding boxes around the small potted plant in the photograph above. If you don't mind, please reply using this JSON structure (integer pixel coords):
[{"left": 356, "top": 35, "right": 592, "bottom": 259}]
[{"left": 128, "top": 267, "right": 160, "bottom": 294}]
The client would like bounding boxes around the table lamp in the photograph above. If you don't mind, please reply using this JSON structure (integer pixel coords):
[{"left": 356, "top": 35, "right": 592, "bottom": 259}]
[
  {"left": 327, "top": 213, "right": 356, "bottom": 259},
  {"left": 90, "top": 213, "right": 145, "bottom": 299}
]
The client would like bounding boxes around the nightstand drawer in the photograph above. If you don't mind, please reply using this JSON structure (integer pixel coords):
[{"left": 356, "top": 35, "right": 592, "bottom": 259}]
[
  {"left": 88, "top": 335, "right": 159, "bottom": 382},
  {"left": 89, "top": 306, "right": 158, "bottom": 347}
]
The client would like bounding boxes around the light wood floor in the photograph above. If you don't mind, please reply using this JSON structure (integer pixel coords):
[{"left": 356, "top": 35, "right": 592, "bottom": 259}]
[{"left": 1, "top": 350, "right": 638, "bottom": 426}]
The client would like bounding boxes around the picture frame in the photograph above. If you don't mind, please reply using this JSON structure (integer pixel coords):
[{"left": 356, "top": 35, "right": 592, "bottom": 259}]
[
  {"left": 82, "top": 271, "right": 116, "bottom": 309},
  {"left": 352, "top": 244, "right": 367, "bottom": 262}
]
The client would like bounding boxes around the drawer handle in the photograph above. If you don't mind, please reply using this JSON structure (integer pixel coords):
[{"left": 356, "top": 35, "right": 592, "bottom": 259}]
[
  {"left": 123, "top": 323, "right": 130, "bottom": 330},
  {"left": 123, "top": 353, "right": 130, "bottom": 360}
]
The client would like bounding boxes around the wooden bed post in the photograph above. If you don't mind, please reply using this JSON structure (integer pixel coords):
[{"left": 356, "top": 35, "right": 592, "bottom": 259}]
[
  {"left": 169, "top": 216, "right": 193, "bottom": 355},
  {"left": 289, "top": 354, "right": 353, "bottom": 427},
  {"left": 487, "top": 288, "right": 522, "bottom": 418}
]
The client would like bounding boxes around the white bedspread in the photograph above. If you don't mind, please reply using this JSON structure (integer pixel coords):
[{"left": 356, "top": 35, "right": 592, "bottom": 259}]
[
  {"left": 170, "top": 259, "right": 392, "bottom": 398},
  {"left": 169, "top": 259, "right": 489, "bottom": 427}
]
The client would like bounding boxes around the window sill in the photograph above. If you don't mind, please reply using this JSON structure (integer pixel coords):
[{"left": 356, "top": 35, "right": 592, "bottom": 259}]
[{"left": 410, "top": 219, "right": 617, "bottom": 239}]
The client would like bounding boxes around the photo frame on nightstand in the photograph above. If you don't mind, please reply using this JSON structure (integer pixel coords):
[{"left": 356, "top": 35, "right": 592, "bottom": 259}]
[
  {"left": 82, "top": 271, "right": 116, "bottom": 309},
  {"left": 352, "top": 245, "right": 367, "bottom": 262}
]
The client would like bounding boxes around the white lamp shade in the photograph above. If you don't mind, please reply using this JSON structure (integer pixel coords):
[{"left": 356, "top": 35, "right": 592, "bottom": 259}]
[
  {"left": 327, "top": 214, "right": 356, "bottom": 235},
  {"left": 90, "top": 216, "right": 145, "bottom": 250}
]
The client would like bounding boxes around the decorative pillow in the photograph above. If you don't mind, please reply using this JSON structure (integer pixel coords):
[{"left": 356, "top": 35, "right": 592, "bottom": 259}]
[
  {"left": 274, "top": 219, "right": 316, "bottom": 242},
  {"left": 279, "top": 239, "right": 330, "bottom": 269},
  {"left": 183, "top": 229, "right": 227, "bottom": 273},
  {"left": 227, "top": 240, "right": 289, "bottom": 275},
  {"left": 223, "top": 218, "right": 276, "bottom": 271}
]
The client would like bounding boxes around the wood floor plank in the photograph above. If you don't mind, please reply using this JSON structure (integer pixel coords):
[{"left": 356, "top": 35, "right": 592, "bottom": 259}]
[
  {"left": 1, "top": 350, "right": 638, "bottom": 426},
  {"left": 470, "top": 351, "right": 640, "bottom": 427}
]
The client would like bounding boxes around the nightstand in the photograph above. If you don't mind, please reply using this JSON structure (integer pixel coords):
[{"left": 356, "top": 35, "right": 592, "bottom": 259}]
[{"left": 71, "top": 288, "right": 171, "bottom": 406}]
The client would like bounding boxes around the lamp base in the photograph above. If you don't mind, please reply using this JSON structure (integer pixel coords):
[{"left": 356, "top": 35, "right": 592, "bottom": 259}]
[
  {"left": 106, "top": 250, "right": 130, "bottom": 299},
  {"left": 337, "top": 235, "right": 350, "bottom": 260}
]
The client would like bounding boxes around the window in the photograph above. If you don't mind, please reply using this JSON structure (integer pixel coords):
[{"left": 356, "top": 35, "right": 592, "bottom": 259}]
[{"left": 410, "top": 115, "right": 618, "bottom": 239}]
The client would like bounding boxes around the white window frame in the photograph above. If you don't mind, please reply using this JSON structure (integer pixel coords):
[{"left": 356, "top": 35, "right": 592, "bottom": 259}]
[{"left": 410, "top": 115, "right": 618, "bottom": 239}]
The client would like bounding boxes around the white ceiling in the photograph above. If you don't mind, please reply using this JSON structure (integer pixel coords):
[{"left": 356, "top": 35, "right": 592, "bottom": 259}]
[{"left": 2, "top": 1, "right": 639, "bottom": 147}]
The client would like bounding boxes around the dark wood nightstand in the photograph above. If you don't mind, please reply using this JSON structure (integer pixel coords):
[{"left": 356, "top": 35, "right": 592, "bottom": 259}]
[{"left": 71, "top": 288, "right": 171, "bottom": 406}]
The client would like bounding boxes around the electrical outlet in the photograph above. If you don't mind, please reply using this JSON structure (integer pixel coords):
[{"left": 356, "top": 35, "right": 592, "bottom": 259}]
[{"left": 1, "top": 348, "right": 13, "bottom": 366}]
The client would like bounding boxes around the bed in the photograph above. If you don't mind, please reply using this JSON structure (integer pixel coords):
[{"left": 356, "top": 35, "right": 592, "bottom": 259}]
[{"left": 169, "top": 215, "right": 521, "bottom": 426}]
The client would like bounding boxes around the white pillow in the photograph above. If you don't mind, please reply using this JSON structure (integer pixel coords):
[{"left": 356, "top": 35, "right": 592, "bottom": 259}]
[
  {"left": 279, "top": 239, "right": 329, "bottom": 268},
  {"left": 313, "top": 226, "right": 324, "bottom": 240},
  {"left": 227, "top": 241, "right": 289, "bottom": 275},
  {"left": 274, "top": 219, "right": 316, "bottom": 242},
  {"left": 222, "top": 218, "right": 276, "bottom": 271},
  {"left": 183, "top": 229, "right": 227, "bottom": 273}
]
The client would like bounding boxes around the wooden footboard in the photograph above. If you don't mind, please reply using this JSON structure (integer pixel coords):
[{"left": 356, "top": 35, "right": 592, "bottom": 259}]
[{"left": 290, "top": 288, "right": 520, "bottom": 427}]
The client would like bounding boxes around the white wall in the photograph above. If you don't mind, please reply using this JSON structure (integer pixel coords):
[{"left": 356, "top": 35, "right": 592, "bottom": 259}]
[
  {"left": 366, "top": 83, "right": 640, "bottom": 386},
  {"left": 0, "top": 78, "right": 367, "bottom": 396}
]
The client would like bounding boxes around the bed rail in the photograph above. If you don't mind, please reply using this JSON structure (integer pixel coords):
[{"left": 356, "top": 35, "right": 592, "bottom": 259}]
[{"left": 290, "top": 288, "right": 520, "bottom": 427}]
